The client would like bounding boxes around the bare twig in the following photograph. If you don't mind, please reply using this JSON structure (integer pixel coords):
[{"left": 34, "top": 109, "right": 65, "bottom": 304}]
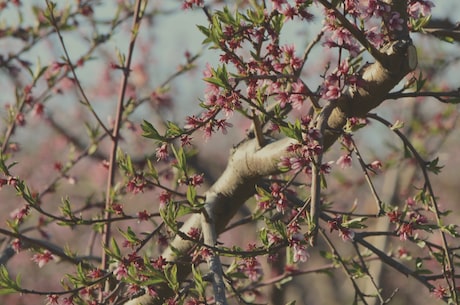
[
  {"left": 100, "top": 0, "right": 146, "bottom": 297},
  {"left": 45, "top": 0, "right": 111, "bottom": 137}
]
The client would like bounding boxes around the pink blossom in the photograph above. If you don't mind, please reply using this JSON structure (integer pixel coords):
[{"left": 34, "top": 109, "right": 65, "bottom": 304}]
[
  {"left": 387, "top": 12, "right": 404, "bottom": 32},
  {"left": 180, "top": 134, "right": 192, "bottom": 146},
  {"left": 46, "top": 294, "right": 59, "bottom": 305},
  {"left": 189, "top": 173, "right": 204, "bottom": 186},
  {"left": 292, "top": 243, "right": 309, "bottom": 263},
  {"left": 365, "top": 26, "right": 385, "bottom": 47},
  {"left": 215, "top": 119, "right": 232, "bottom": 134},
  {"left": 87, "top": 268, "right": 103, "bottom": 279},
  {"left": 187, "top": 227, "right": 201, "bottom": 240},
  {"left": 387, "top": 210, "right": 402, "bottom": 223},
  {"left": 155, "top": 143, "right": 168, "bottom": 161},
  {"left": 406, "top": 197, "right": 416, "bottom": 206},
  {"left": 408, "top": 0, "right": 434, "bottom": 17},
  {"left": 111, "top": 203, "right": 124, "bottom": 215},
  {"left": 267, "top": 232, "right": 282, "bottom": 245},
  {"left": 31, "top": 250, "right": 54, "bottom": 268},
  {"left": 397, "top": 247, "right": 409, "bottom": 259},
  {"left": 344, "top": 0, "right": 359, "bottom": 16},
  {"left": 151, "top": 256, "right": 166, "bottom": 270},
  {"left": 432, "top": 285, "right": 448, "bottom": 299},
  {"left": 10, "top": 205, "right": 30, "bottom": 223},
  {"left": 336, "top": 154, "right": 352, "bottom": 169},
  {"left": 364, "top": 0, "right": 390, "bottom": 18},
  {"left": 184, "top": 115, "right": 202, "bottom": 130},
  {"left": 283, "top": 5, "right": 296, "bottom": 20},
  {"left": 62, "top": 297, "right": 74, "bottom": 305},
  {"left": 182, "top": 0, "right": 203, "bottom": 9},
  {"left": 11, "top": 238, "right": 21, "bottom": 253},
  {"left": 322, "top": 84, "right": 341, "bottom": 100},
  {"left": 240, "top": 256, "right": 263, "bottom": 282},
  {"left": 331, "top": 28, "right": 353, "bottom": 47},
  {"left": 113, "top": 262, "right": 128, "bottom": 280},
  {"left": 158, "top": 191, "right": 171, "bottom": 209},
  {"left": 137, "top": 210, "right": 150, "bottom": 222},
  {"left": 271, "top": 0, "right": 287, "bottom": 11},
  {"left": 320, "top": 161, "right": 334, "bottom": 174},
  {"left": 146, "top": 285, "right": 158, "bottom": 297},
  {"left": 127, "top": 283, "right": 141, "bottom": 296},
  {"left": 397, "top": 222, "right": 414, "bottom": 241},
  {"left": 339, "top": 228, "right": 355, "bottom": 241},
  {"left": 370, "top": 160, "right": 382, "bottom": 171}
]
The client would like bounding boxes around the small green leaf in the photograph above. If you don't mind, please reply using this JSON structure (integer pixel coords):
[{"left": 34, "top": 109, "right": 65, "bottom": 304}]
[
  {"left": 186, "top": 185, "right": 196, "bottom": 205},
  {"left": 280, "top": 120, "right": 303, "bottom": 141},
  {"left": 391, "top": 120, "right": 404, "bottom": 130},
  {"left": 141, "top": 120, "right": 163, "bottom": 141},
  {"left": 342, "top": 217, "right": 368, "bottom": 229},
  {"left": 426, "top": 157, "right": 443, "bottom": 175},
  {"left": 146, "top": 159, "right": 159, "bottom": 181},
  {"left": 165, "top": 121, "right": 183, "bottom": 138},
  {"left": 259, "top": 227, "right": 268, "bottom": 246},
  {"left": 164, "top": 264, "right": 179, "bottom": 292},
  {"left": 110, "top": 238, "right": 121, "bottom": 259},
  {"left": 88, "top": 143, "right": 97, "bottom": 156},
  {"left": 171, "top": 145, "right": 187, "bottom": 173}
]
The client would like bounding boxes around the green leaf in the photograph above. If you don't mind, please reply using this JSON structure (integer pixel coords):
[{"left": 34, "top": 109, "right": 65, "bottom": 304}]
[
  {"left": 280, "top": 120, "right": 303, "bottom": 141},
  {"left": 32, "top": 60, "right": 48, "bottom": 82},
  {"left": 141, "top": 120, "right": 164, "bottom": 141},
  {"left": 164, "top": 264, "right": 179, "bottom": 292},
  {"left": 59, "top": 196, "right": 73, "bottom": 218},
  {"left": 165, "top": 121, "right": 183, "bottom": 138},
  {"left": 245, "top": 4, "right": 265, "bottom": 25},
  {"left": 146, "top": 159, "right": 159, "bottom": 181},
  {"left": 186, "top": 185, "right": 197, "bottom": 205},
  {"left": 171, "top": 145, "right": 187, "bottom": 173},
  {"left": 390, "top": 120, "right": 404, "bottom": 131},
  {"left": 441, "top": 224, "right": 460, "bottom": 237},
  {"left": 118, "top": 227, "right": 140, "bottom": 245},
  {"left": 0, "top": 265, "right": 20, "bottom": 294},
  {"left": 259, "top": 227, "right": 268, "bottom": 246},
  {"left": 0, "top": 155, "right": 10, "bottom": 175},
  {"left": 117, "top": 150, "right": 135, "bottom": 175},
  {"left": 141, "top": 275, "right": 166, "bottom": 286},
  {"left": 88, "top": 143, "right": 97, "bottom": 156},
  {"left": 191, "top": 265, "right": 206, "bottom": 297},
  {"left": 415, "top": 72, "right": 427, "bottom": 92},
  {"left": 110, "top": 238, "right": 121, "bottom": 259},
  {"left": 176, "top": 204, "right": 195, "bottom": 218},
  {"left": 342, "top": 217, "right": 368, "bottom": 229},
  {"left": 426, "top": 157, "right": 443, "bottom": 175},
  {"left": 270, "top": 13, "right": 285, "bottom": 35}
]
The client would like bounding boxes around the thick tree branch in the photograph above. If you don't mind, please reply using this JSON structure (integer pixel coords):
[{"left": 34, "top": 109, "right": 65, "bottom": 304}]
[
  {"left": 124, "top": 2, "right": 417, "bottom": 304},
  {"left": 125, "top": 43, "right": 416, "bottom": 304}
]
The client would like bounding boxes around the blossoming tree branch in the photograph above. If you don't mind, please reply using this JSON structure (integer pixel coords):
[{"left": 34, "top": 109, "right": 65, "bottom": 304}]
[{"left": 1, "top": 1, "right": 460, "bottom": 305}]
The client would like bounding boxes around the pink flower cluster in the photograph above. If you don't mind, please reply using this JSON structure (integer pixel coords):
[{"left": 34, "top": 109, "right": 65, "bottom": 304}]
[
  {"left": 239, "top": 244, "right": 263, "bottom": 281},
  {"left": 327, "top": 215, "right": 355, "bottom": 241},
  {"left": 387, "top": 197, "right": 429, "bottom": 241},
  {"left": 270, "top": 0, "right": 314, "bottom": 20}
]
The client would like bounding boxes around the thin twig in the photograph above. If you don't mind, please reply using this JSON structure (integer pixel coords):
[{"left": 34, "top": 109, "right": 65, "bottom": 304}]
[
  {"left": 45, "top": 0, "right": 111, "bottom": 137},
  {"left": 368, "top": 113, "right": 457, "bottom": 302},
  {"left": 349, "top": 137, "right": 384, "bottom": 215},
  {"left": 100, "top": 0, "right": 146, "bottom": 296},
  {"left": 310, "top": 101, "right": 335, "bottom": 245}
]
